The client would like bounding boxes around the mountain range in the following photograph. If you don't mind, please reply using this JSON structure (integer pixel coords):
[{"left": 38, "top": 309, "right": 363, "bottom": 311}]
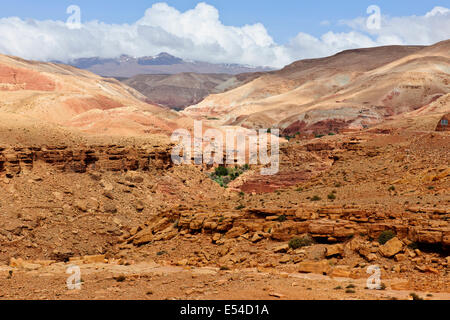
[
  {"left": 65, "top": 52, "right": 273, "bottom": 78},
  {"left": 0, "top": 41, "right": 448, "bottom": 141}
]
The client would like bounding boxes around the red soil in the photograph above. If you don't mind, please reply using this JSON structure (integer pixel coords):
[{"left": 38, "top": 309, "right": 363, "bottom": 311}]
[
  {"left": 0, "top": 64, "right": 55, "bottom": 91},
  {"left": 64, "top": 95, "right": 124, "bottom": 114}
]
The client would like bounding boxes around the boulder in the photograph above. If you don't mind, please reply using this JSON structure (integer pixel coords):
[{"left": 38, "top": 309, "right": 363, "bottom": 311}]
[
  {"left": 9, "top": 258, "right": 41, "bottom": 271},
  {"left": 329, "top": 265, "right": 351, "bottom": 278},
  {"left": 83, "top": 255, "right": 106, "bottom": 264},
  {"left": 394, "top": 254, "right": 407, "bottom": 262},
  {"left": 418, "top": 230, "right": 443, "bottom": 244},
  {"left": 366, "top": 253, "right": 378, "bottom": 262},
  {"left": 274, "top": 244, "right": 289, "bottom": 253},
  {"left": 379, "top": 237, "right": 403, "bottom": 258},
  {"left": 251, "top": 233, "right": 264, "bottom": 243},
  {"left": 306, "top": 246, "right": 326, "bottom": 260},
  {"left": 326, "top": 244, "right": 344, "bottom": 258},
  {"left": 225, "top": 226, "right": 247, "bottom": 239},
  {"left": 279, "top": 255, "right": 291, "bottom": 264},
  {"left": 298, "top": 260, "right": 330, "bottom": 275}
]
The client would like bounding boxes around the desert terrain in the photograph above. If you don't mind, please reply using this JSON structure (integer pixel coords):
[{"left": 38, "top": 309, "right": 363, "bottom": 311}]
[
  {"left": 184, "top": 41, "right": 449, "bottom": 136},
  {"left": 0, "top": 42, "right": 448, "bottom": 300}
]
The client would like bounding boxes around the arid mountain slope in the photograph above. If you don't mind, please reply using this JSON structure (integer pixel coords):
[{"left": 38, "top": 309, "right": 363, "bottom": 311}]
[
  {"left": 122, "top": 72, "right": 262, "bottom": 110},
  {"left": 184, "top": 41, "right": 450, "bottom": 135},
  {"left": 0, "top": 54, "right": 185, "bottom": 136}
]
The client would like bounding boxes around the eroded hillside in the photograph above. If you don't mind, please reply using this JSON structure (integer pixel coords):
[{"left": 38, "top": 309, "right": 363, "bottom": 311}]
[{"left": 184, "top": 41, "right": 449, "bottom": 136}]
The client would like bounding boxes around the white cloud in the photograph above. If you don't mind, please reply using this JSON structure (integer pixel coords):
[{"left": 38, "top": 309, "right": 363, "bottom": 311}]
[
  {"left": 425, "top": 6, "right": 450, "bottom": 17},
  {"left": 287, "top": 6, "right": 450, "bottom": 60},
  {"left": 0, "top": 3, "right": 448, "bottom": 68}
]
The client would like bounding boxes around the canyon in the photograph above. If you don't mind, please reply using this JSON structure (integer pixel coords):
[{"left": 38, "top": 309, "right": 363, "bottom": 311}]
[{"left": 0, "top": 42, "right": 448, "bottom": 300}]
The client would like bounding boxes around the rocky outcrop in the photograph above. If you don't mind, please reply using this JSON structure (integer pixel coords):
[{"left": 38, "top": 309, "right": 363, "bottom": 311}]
[
  {"left": 126, "top": 204, "right": 450, "bottom": 249},
  {"left": 0, "top": 144, "right": 173, "bottom": 177}
]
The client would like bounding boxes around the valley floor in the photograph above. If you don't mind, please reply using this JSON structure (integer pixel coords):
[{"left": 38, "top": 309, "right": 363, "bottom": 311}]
[{"left": 1, "top": 262, "right": 449, "bottom": 300}]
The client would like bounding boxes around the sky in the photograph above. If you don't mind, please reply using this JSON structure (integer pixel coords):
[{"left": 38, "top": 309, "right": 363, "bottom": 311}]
[{"left": 0, "top": 1, "right": 449, "bottom": 67}]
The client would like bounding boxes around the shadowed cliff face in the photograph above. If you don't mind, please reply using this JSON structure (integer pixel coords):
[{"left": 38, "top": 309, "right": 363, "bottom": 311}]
[{"left": 121, "top": 72, "right": 261, "bottom": 110}]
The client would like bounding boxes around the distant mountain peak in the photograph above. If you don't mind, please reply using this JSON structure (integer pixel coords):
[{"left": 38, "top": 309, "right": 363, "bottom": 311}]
[
  {"left": 156, "top": 52, "right": 176, "bottom": 58},
  {"left": 137, "top": 53, "right": 183, "bottom": 66}
]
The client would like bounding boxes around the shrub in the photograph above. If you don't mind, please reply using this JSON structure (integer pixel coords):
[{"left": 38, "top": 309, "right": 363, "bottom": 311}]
[
  {"left": 328, "top": 193, "right": 336, "bottom": 200},
  {"left": 410, "top": 293, "right": 423, "bottom": 300},
  {"left": 211, "top": 165, "right": 250, "bottom": 188},
  {"left": 215, "top": 166, "right": 229, "bottom": 177},
  {"left": 388, "top": 185, "right": 396, "bottom": 192},
  {"left": 213, "top": 176, "right": 225, "bottom": 187},
  {"left": 114, "top": 275, "right": 126, "bottom": 282},
  {"left": 311, "top": 195, "right": 321, "bottom": 202},
  {"left": 289, "top": 235, "right": 314, "bottom": 249},
  {"left": 378, "top": 230, "right": 396, "bottom": 245},
  {"left": 277, "top": 215, "right": 287, "bottom": 222},
  {"left": 235, "top": 204, "right": 245, "bottom": 210}
]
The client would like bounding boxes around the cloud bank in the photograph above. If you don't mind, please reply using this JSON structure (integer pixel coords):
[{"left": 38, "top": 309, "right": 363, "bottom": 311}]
[{"left": 0, "top": 2, "right": 448, "bottom": 68}]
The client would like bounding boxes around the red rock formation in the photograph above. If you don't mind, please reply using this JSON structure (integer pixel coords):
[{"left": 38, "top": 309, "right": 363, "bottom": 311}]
[{"left": 0, "top": 145, "right": 173, "bottom": 177}]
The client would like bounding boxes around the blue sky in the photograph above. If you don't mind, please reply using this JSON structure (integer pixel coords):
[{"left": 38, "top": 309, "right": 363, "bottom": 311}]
[
  {"left": 2, "top": 0, "right": 449, "bottom": 43},
  {"left": 0, "top": 1, "right": 449, "bottom": 66}
]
